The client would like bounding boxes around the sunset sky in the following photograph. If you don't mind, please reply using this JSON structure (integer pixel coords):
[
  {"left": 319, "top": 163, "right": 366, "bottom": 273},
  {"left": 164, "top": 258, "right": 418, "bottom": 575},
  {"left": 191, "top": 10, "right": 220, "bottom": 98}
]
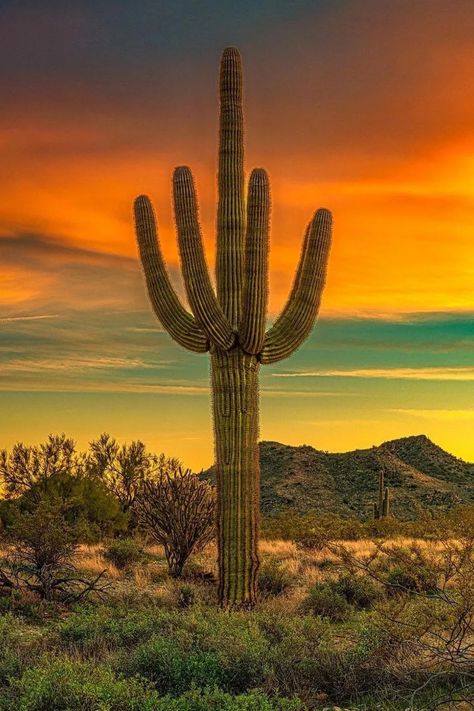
[{"left": 0, "top": 0, "right": 473, "bottom": 469}]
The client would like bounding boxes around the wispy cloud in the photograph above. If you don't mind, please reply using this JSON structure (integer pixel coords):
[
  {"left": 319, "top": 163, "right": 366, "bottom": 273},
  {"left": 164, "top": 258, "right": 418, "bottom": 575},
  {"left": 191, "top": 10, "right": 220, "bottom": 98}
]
[
  {"left": 0, "top": 381, "right": 209, "bottom": 395},
  {"left": 0, "top": 314, "right": 59, "bottom": 323},
  {"left": 261, "top": 389, "right": 359, "bottom": 398},
  {"left": 391, "top": 408, "right": 474, "bottom": 421},
  {"left": 0, "top": 355, "right": 168, "bottom": 373},
  {"left": 273, "top": 367, "right": 474, "bottom": 381}
]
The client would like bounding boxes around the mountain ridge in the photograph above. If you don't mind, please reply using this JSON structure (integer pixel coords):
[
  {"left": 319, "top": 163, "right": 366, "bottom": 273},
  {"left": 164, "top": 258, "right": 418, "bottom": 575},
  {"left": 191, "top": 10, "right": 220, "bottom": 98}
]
[{"left": 202, "top": 435, "right": 474, "bottom": 519}]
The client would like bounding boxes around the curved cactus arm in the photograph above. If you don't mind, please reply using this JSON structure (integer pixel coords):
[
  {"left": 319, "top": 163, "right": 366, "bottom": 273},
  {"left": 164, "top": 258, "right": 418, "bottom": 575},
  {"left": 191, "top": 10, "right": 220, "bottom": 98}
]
[
  {"left": 260, "top": 208, "right": 332, "bottom": 364},
  {"left": 173, "top": 167, "right": 235, "bottom": 351},
  {"left": 240, "top": 168, "right": 270, "bottom": 354},
  {"left": 134, "top": 195, "right": 209, "bottom": 353},
  {"left": 216, "top": 46, "right": 245, "bottom": 329}
]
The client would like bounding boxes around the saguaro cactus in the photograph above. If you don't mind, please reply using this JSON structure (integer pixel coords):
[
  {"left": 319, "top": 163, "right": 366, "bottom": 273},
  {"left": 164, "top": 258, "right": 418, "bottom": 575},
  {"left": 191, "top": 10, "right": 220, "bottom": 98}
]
[{"left": 133, "top": 47, "right": 332, "bottom": 607}]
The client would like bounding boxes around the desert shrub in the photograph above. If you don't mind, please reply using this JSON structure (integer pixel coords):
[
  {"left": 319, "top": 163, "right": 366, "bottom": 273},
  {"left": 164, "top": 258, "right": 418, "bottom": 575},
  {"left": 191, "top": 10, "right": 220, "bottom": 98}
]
[
  {"left": 0, "top": 435, "right": 128, "bottom": 540},
  {"left": 120, "top": 634, "right": 224, "bottom": 694},
  {"left": 262, "top": 512, "right": 330, "bottom": 549},
  {"left": 300, "top": 583, "right": 350, "bottom": 621},
  {"left": 385, "top": 563, "right": 437, "bottom": 595},
  {"left": 258, "top": 559, "right": 294, "bottom": 596},
  {"left": 102, "top": 538, "right": 145, "bottom": 569},
  {"left": 119, "top": 610, "right": 271, "bottom": 694},
  {"left": 1, "top": 658, "right": 158, "bottom": 711},
  {"left": 0, "top": 613, "right": 44, "bottom": 685},
  {"left": 151, "top": 688, "right": 303, "bottom": 710},
  {"left": 0, "top": 501, "right": 108, "bottom": 603},
  {"left": 177, "top": 583, "right": 196, "bottom": 608},
  {"left": 58, "top": 607, "right": 164, "bottom": 654},
  {"left": 134, "top": 469, "right": 216, "bottom": 577},
  {"left": 308, "top": 622, "right": 397, "bottom": 703},
  {"left": 331, "top": 573, "right": 382, "bottom": 609}
]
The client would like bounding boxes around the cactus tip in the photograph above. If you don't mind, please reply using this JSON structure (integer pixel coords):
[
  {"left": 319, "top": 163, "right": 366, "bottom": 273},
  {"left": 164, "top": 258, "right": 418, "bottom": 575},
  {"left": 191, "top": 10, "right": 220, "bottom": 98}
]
[{"left": 173, "top": 166, "right": 192, "bottom": 181}]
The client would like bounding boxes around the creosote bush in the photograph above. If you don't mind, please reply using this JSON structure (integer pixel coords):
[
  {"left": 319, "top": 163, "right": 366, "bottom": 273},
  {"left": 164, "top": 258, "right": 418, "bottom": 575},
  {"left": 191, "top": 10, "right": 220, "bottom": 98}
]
[
  {"left": 258, "top": 559, "right": 295, "bottom": 596},
  {"left": 331, "top": 573, "right": 382, "bottom": 609},
  {"left": 134, "top": 469, "right": 216, "bottom": 577},
  {"left": 102, "top": 538, "right": 146, "bottom": 570},
  {"left": 0, "top": 501, "right": 108, "bottom": 603},
  {"left": 300, "top": 583, "right": 351, "bottom": 622},
  {"left": 0, "top": 658, "right": 159, "bottom": 711}
]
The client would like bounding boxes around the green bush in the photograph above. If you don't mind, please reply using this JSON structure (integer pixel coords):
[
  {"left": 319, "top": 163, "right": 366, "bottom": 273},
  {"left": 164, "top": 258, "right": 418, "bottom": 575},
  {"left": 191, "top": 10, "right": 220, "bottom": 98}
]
[
  {"left": 331, "top": 574, "right": 382, "bottom": 609},
  {"left": 58, "top": 607, "right": 164, "bottom": 654},
  {"left": 300, "top": 583, "right": 350, "bottom": 621},
  {"left": 118, "top": 610, "right": 271, "bottom": 694},
  {"left": 385, "top": 563, "right": 437, "bottom": 595},
  {"left": 1, "top": 658, "right": 158, "bottom": 711},
  {"left": 152, "top": 688, "right": 303, "bottom": 710},
  {"left": 120, "top": 634, "right": 224, "bottom": 694},
  {"left": 0, "top": 614, "right": 36, "bottom": 684},
  {"left": 102, "top": 538, "right": 145, "bottom": 569},
  {"left": 258, "top": 560, "right": 294, "bottom": 596}
]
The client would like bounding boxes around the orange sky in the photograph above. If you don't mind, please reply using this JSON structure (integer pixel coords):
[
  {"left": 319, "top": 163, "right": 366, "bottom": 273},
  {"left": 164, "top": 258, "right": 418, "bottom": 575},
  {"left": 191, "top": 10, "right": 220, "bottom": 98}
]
[{"left": 0, "top": 0, "right": 473, "bottom": 466}]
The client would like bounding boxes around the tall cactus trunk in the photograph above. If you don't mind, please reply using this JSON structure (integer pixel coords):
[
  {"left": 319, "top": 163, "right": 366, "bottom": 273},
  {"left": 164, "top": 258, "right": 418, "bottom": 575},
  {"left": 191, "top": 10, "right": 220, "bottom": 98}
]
[
  {"left": 134, "top": 47, "right": 332, "bottom": 608},
  {"left": 211, "top": 347, "right": 260, "bottom": 607}
]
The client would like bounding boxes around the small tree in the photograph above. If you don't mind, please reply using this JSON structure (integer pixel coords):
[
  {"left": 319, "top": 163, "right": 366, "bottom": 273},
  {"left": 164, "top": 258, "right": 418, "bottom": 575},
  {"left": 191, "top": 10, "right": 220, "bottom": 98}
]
[
  {"left": 87, "top": 434, "right": 151, "bottom": 511},
  {"left": 134, "top": 469, "right": 216, "bottom": 577},
  {"left": 0, "top": 434, "right": 76, "bottom": 500}
]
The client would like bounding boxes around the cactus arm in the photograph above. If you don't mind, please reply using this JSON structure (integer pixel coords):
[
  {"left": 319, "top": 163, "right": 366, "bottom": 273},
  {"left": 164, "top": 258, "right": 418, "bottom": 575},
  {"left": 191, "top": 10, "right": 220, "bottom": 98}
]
[
  {"left": 216, "top": 46, "right": 245, "bottom": 328},
  {"left": 173, "top": 167, "right": 235, "bottom": 351},
  {"left": 134, "top": 195, "right": 209, "bottom": 353},
  {"left": 260, "top": 208, "right": 332, "bottom": 364},
  {"left": 240, "top": 169, "right": 270, "bottom": 354}
]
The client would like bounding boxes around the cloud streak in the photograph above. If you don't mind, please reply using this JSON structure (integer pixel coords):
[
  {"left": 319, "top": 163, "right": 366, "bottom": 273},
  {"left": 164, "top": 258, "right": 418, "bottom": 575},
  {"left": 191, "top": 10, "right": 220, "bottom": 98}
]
[{"left": 273, "top": 367, "right": 474, "bottom": 381}]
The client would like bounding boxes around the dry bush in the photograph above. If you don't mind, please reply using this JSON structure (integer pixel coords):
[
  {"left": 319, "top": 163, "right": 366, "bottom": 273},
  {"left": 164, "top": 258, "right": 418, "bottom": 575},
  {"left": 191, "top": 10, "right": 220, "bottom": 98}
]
[
  {"left": 134, "top": 469, "right": 216, "bottom": 577},
  {"left": 0, "top": 502, "right": 109, "bottom": 603},
  {"left": 328, "top": 528, "right": 474, "bottom": 708}
]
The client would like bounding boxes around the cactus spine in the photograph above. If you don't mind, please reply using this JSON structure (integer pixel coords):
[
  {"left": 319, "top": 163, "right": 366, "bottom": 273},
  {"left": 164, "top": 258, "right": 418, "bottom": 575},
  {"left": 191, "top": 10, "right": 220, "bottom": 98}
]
[
  {"left": 133, "top": 47, "right": 332, "bottom": 607},
  {"left": 374, "top": 468, "right": 390, "bottom": 519}
]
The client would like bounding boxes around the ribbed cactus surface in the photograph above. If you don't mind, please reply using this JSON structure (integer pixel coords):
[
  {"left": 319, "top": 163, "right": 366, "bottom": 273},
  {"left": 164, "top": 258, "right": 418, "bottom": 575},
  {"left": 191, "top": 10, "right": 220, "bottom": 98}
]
[{"left": 134, "top": 47, "right": 332, "bottom": 607}]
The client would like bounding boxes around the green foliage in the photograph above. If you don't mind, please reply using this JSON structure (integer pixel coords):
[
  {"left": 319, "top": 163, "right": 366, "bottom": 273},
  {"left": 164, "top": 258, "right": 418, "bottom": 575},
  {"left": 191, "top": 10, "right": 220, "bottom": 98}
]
[
  {"left": 385, "top": 563, "right": 437, "bottom": 595},
  {"left": 330, "top": 574, "right": 382, "bottom": 609},
  {"left": 300, "top": 583, "right": 351, "bottom": 621},
  {"left": 121, "top": 635, "right": 224, "bottom": 694},
  {"left": 151, "top": 689, "right": 303, "bottom": 711},
  {"left": 0, "top": 614, "right": 38, "bottom": 685},
  {"left": 58, "top": 607, "right": 161, "bottom": 653},
  {"left": 1, "top": 500, "right": 108, "bottom": 603},
  {"left": 120, "top": 612, "right": 271, "bottom": 695},
  {"left": 262, "top": 504, "right": 474, "bottom": 544},
  {"left": 1, "top": 659, "right": 159, "bottom": 711},
  {"left": 0, "top": 471, "right": 128, "bottom": 542},
  {"left": 102, "top": 538, "right": 146, "bottom": 569},
  {"left": 258, "top": 559, "right": 294, "bottom": 596}
]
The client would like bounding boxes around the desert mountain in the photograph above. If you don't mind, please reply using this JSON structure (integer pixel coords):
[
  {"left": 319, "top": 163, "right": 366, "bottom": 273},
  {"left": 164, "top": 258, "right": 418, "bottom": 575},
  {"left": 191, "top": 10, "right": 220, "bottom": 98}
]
[{"left": 202, "top": 435, "right": 474, "bottom": 519}]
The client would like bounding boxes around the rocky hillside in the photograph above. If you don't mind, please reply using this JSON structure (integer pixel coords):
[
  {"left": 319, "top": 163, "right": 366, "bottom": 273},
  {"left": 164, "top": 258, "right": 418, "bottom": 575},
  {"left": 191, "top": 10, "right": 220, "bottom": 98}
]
[{"left": 203, "top": 435, "right": 474, "bottom": 519}]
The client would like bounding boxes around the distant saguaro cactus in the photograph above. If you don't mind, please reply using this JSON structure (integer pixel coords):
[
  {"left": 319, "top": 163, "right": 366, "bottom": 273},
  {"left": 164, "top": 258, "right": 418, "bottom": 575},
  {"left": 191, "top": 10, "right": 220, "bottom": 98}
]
[
  {"left": 374, "top": 468, "right": 390, "bottom": 519},
  {"left": 133, "top": 47, "right": 332, "bottom": 607}
]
